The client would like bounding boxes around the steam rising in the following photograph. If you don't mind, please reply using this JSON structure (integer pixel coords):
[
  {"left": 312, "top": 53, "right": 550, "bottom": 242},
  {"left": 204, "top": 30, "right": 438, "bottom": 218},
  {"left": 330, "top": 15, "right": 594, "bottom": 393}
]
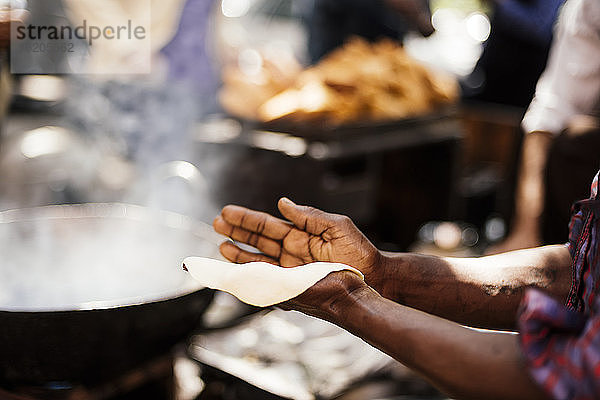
[
  {"left": 0, "top": 70, "right": 223, "bottom": 311},
  {"left": 0, "top": 204, "right": 221, "bottom": 311}
]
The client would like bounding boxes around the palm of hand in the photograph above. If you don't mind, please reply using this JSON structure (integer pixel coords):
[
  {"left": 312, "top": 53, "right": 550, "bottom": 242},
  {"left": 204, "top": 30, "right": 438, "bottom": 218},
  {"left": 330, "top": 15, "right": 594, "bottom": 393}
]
[
  {"left": 281, "top": 222, "right": 377, "bottom": 273},
  {"left": 213, "top": 199, "right": 380, "bottom": 280}
]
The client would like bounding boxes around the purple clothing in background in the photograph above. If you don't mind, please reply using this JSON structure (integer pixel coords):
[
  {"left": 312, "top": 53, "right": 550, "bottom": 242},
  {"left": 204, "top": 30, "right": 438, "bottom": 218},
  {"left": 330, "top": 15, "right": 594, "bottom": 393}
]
[{"left": 161, "top": 0, "right": 218, "bottom": 102}]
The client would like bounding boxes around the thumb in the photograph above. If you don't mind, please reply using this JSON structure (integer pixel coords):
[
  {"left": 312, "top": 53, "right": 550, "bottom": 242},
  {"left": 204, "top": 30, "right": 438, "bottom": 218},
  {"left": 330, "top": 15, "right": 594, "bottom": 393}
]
[{"left": 277, "top": 197, "right": 336, "bottom": 235}]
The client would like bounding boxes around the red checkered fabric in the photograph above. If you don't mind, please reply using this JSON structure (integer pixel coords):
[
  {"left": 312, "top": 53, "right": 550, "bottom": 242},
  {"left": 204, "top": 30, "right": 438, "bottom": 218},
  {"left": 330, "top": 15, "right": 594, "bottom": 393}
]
[{"left": 518, "top": 171, "right": 600, "bottom": 399}]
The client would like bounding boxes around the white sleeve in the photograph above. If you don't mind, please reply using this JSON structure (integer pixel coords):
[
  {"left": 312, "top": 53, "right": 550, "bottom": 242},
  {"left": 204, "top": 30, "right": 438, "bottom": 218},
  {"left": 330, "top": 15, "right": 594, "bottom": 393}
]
[{"left": 521, "top": 0, "right": 600, "bottom": 135}]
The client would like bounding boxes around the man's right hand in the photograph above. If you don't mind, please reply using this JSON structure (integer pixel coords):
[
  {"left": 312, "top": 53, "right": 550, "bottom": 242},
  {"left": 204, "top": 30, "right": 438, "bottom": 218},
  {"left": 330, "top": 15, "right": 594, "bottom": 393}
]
[{"left": 213, "top": 198, "right": 384, "bottom": 288}]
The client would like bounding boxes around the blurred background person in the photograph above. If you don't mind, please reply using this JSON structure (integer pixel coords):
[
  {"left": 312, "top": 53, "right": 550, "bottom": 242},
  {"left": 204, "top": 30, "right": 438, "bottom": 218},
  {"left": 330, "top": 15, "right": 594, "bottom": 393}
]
[
  {"left": 458, "top": 0, "right": 563, "bottom": 251},
  {"left": 489, "top": 0, "right": 600, "bottom": 253}
]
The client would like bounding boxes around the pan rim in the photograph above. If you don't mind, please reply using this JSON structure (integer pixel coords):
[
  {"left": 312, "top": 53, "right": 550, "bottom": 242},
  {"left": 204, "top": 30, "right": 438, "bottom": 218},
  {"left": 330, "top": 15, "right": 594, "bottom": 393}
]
[{"left": 0, "top": 282, "right": 210, "bottom": 312}]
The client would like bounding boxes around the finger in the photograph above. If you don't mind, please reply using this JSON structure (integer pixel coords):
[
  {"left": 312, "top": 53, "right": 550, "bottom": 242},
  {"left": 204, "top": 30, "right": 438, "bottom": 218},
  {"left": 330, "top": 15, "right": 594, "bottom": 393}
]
[
  {"left": 277, "top": 198, "right": 339, "bottom": 238},
  {"left": 215, "top": 215, "right": 312, "bottom": 263},
  {"left": 221, "top": 205, "right": 293, "bottom": 241},
  {"left": 220, "top": 240, "right": 305, "bottom": 269},
  {"left": 214, "top": 216, "right": 282, "bottom": 258},
  {"left": 219, "top": 241, "right": 278, "bottom": 265}
]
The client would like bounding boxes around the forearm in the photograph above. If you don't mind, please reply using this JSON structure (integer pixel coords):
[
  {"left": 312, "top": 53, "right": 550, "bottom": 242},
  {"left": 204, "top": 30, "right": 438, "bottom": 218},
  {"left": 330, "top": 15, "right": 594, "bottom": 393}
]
[
  {"left": 372, "top": 245, "right": 572, "bottom": 329},
  {"left": 330, "top": 287, "right": 549, "bottom": 400},
  {"left": 512, "top": 131, "right": 553, "bottom": 232}
]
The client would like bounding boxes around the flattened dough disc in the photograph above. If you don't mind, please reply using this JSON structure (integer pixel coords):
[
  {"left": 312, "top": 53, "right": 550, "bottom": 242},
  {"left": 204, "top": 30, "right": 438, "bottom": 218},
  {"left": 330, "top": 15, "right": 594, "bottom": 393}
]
[{"left": 183, "top": 257, "right": 364, "bottom": 307}]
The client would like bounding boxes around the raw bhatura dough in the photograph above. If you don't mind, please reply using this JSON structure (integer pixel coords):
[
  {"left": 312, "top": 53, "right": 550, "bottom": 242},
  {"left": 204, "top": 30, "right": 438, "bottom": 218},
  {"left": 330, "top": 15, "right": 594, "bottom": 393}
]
[{"left": 183, "top": 257, "right": 364, "bottom": 307}]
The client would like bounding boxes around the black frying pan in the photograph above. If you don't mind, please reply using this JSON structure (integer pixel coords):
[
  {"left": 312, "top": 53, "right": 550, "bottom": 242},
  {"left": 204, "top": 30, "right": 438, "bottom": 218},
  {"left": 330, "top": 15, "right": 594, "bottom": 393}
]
[{"left": 0, "top": 203, "right": 221, "bottom": 387}]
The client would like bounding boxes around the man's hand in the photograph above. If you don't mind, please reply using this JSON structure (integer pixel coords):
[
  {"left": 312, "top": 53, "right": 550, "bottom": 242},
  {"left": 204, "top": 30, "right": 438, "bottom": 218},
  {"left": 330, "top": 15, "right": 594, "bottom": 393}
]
[
  {"left": 279, "top": 270, "right": 369, "bottom": 324},
  {"left": 213, "top": 198, "right": 383, "bottom": 287}
]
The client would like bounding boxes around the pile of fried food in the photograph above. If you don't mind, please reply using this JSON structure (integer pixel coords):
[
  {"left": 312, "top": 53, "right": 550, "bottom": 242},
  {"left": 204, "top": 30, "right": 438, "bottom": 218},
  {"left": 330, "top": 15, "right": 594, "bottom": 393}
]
[{"left": 219, "top": 38, "right": 458, "bottom": 127}]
